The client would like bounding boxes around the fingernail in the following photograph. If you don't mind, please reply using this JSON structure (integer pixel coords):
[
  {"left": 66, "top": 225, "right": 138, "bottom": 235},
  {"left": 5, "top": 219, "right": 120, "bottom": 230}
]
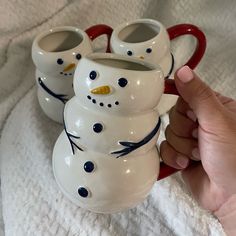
[
  {"left": 186, "top": 110, "right": 197, "bottom": 122},
  {"left": 177, "top": 66, "right": 194, "bottom": 83},
  {"left": 176, "top": 155, "right": 189, "bottom": 168},
  {"left": 192, "top": 148, "right": 200, "bottom": 160},
  {"left": 192, "top": 128, "right": 198, "bottom": 138}
]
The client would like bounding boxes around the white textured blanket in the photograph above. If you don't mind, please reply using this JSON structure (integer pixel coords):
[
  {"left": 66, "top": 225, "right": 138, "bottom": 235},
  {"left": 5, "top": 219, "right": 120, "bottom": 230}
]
[{"left": 1, "top": 0, "right": 236, "bottom": 235}]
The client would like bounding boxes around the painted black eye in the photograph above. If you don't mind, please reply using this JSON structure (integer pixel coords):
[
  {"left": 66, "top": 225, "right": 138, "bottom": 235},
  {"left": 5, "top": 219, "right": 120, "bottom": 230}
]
[
  {"left": 93, "top": 123, "right": 103, "bottom": 133},
  {"left": 89, "top": 71, "right": 97, "bottom": 80},
  {"left": 118, "top": 78, "right": 128, "bottom": 87},
  {"left": 57, "top": 58, "right": 64, "bottom": 65},
  {"left": 76, "top": 53, "right": 82, "bottom": 60},
  {"left": 84, "top": 161, "right": 95, "bottom": 173},
  {"left": 127, "top": 50, "right": 133, "bottom": 56},
  {"left": 78, "top": 187, "right": 89, "bottom": 198},
  {"left": 146, "top": 48, "right": 152, "bottom": 53}
]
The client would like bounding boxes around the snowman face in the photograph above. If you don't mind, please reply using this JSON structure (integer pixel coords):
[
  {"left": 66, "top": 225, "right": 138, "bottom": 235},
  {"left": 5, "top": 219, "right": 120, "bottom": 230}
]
[
  {"left": 123, "top": 45, "right": 157, "bottom": 64},
  {"left": 110, "top": 19, "right": 170, "bottom": 66},
  {"left": 32, "top": 27, "right": 93, "bottom": 78},
  {"left": 74, "top": 54, "right": 164, "bottom": 114},
  {"left": 33, "top": 51, "right": 83, "bottom": 78}
]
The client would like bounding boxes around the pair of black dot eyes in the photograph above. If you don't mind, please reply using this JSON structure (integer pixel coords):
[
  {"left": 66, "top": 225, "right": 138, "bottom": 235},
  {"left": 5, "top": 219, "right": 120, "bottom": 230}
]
[
  {"left": 127, "top": 48, "right": 152, "bottom": 56},
  {"left": 89, "top": 71, "right": 128, "bottom": 88},
  {"left": 57, "top": 53, "right": 81, "bottom": 65}
]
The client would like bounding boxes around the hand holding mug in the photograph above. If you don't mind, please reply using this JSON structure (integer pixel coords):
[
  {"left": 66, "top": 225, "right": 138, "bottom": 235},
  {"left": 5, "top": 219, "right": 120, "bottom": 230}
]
[
  {"left": 161, "top": 66, "right": 236, "bottom": 235},
  {"left": 53, "top": 53, "right": 187, "bottom": 213}
]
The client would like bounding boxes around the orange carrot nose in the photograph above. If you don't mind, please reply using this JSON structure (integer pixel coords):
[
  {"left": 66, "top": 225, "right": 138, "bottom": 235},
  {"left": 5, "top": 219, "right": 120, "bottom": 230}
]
[
  {"left": 63, "top": 63, "right": 76, "bottom": 72},
  {"left": 91, "top": 86, "right": 111, "bottom": 95},
  {"left": 139, "top": 56, "right": 144, "bottom": 59}
]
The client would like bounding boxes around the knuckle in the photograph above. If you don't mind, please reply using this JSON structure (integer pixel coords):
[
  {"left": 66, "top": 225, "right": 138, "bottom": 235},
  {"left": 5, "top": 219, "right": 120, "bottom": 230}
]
[
  {"left": 169, "top": 110, "right": 194, "bottom": 137},
  {"left": 168, "top": 107, "right": 175, "bottom": 122},
  {"left": 165, "top": 125, "right": 171, "bottom": 140},
  {"left": 195, "top": 82, "right": 214, "bottom": 102},
  {"left": 160, "top": 141, "right": 167, "bottom": 154}
]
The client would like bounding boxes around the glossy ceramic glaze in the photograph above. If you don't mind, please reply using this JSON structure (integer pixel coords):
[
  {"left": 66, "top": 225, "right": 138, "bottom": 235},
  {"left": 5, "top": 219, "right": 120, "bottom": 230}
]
[
  {"left": 32, "top": 25, "right": 113, "bottom": 123},
  {"left": 111, "top": 19, "right": 173, "bottom": 77},
  {"left": 110, "top": 19, "right": 206, "bottom": 114},
  {"left": 53, "top": 53, "right": 167, "bottom": 213}
]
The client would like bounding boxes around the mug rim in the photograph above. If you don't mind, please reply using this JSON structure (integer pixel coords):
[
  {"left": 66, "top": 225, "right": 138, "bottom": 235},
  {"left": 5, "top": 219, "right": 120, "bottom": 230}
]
[
  {"left": 83, "top": 53, "right": 162, "bottom": 73},
  {"left": 32, "top": 26, "right": 88, "bottom": 54},
  {"left": 112, "top": 18, "right": 165, "bottom": 45}
]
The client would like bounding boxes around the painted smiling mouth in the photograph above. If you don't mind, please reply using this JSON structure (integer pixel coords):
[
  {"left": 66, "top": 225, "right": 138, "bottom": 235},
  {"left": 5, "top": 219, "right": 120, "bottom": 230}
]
[
  {"left": 60, "top": 72, "right": 73, "bottom": 76},
  {"left": 87, "top": 95, "right": 119, "bottom": 108}
]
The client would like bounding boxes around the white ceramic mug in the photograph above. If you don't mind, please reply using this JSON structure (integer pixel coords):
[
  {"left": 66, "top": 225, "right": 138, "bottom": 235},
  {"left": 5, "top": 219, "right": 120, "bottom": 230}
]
[
  {"left": 32, "top": 25, "right": 112, "bottom": 123},
  {"left": 52, "top": 53, "right": 181, "bottom": 213},
  {"left": 110, "top": 19, "right": 206, "bottom": 114}
]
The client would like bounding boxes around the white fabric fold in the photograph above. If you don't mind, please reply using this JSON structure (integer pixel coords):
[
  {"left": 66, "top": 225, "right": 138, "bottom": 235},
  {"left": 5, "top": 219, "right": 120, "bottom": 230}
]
[{"left": 1, "top": 0, "right": 235, "bottom": 235}]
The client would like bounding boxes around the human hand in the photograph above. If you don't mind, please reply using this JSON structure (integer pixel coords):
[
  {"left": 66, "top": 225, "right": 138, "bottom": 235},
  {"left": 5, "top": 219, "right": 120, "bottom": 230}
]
[{"left": 160, "top": 66, "right": 236, "bottom": 235}]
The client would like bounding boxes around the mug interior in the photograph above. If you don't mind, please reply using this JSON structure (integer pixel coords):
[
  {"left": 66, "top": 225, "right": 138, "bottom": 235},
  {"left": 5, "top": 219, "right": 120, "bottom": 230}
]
[
  {"left": 38, "top": 30, "right": 83, "bottom": 52},
  {"left": 93, "top": 58, "right": 153, "bottom": 71},
  {"left": 118, "top": 22, "right": 160, "bottom": 43}
]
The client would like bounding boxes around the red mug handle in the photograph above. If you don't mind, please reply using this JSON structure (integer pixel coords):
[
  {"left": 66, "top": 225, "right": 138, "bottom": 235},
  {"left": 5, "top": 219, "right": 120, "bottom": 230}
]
[
  {"left": 167, "top": 24, "right": 206, "bottom": 69},
  {"left": 85, "top": 24, "right": 113, "bottom": 53},
  {"left": 158, "top": 78, "right": 197, "bottom": 180}
]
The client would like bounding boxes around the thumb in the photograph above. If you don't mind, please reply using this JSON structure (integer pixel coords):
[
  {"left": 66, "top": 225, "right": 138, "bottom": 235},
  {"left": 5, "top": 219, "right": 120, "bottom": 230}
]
[{"left": 174, "top": 66, "right": 224, "bottom": 123}]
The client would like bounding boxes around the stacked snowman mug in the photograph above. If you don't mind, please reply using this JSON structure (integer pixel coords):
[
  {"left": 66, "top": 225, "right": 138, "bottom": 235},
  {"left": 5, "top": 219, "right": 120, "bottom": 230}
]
[{"left": 32, "top": 19, "right": 206, "bottom": 213}]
